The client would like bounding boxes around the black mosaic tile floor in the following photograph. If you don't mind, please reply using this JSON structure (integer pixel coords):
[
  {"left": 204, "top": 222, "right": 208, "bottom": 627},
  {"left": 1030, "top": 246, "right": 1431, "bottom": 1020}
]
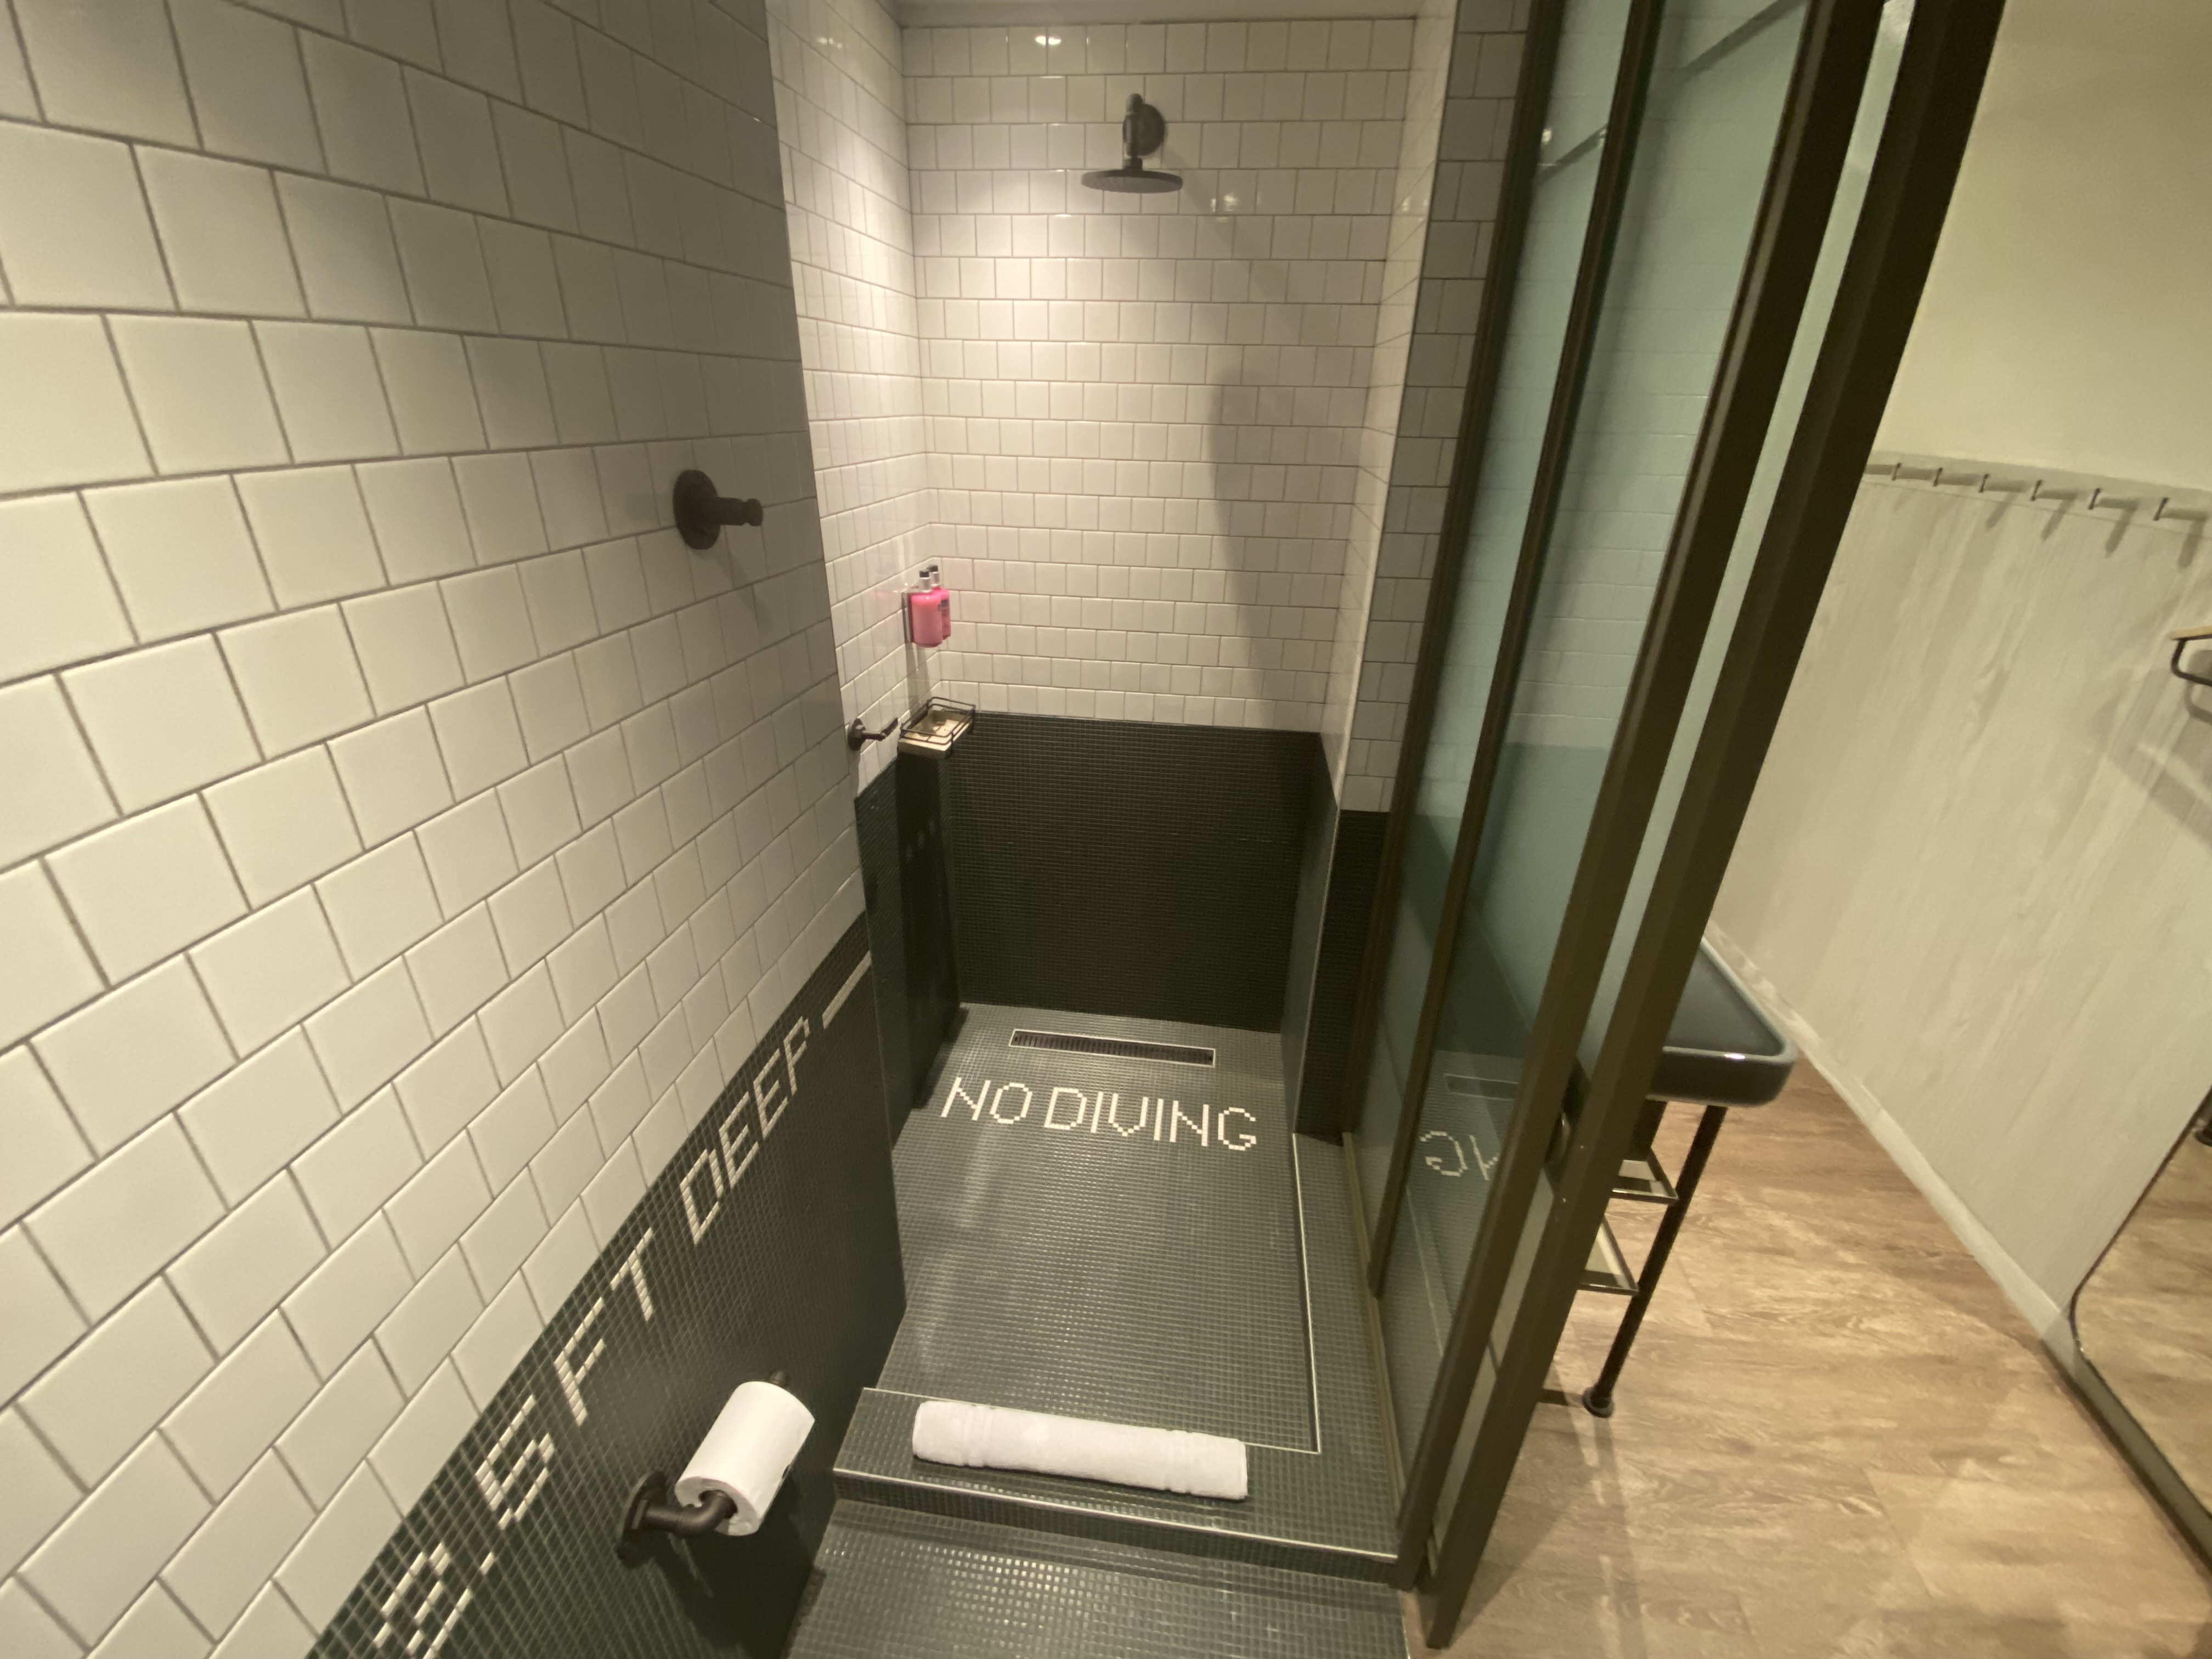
[
  {"left": 784, "top": 1504, "right": 1406, "bottom": 1659},
  {"left": 879, "top": 1005, "right": 1316, "bottom": 1449},
  {"left": 837, "top": 1004, "right": 1399, "bottom": 1579}
]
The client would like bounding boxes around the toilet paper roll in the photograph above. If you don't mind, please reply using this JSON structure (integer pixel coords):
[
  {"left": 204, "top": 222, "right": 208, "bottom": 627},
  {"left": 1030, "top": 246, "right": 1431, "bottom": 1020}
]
[{"left": 673, "top": 1380, "right": 815, "bottom": 1536}]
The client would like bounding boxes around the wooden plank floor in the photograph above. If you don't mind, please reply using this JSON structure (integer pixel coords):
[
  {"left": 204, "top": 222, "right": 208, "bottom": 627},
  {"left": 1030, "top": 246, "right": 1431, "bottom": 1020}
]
[{"left": 1410, "top": 1064, "right": 2212, "bottom": 1657}]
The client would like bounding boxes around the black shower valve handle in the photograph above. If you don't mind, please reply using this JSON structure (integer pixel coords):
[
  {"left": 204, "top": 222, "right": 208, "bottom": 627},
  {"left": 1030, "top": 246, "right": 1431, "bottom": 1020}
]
[{"left": 674, "top": 469, "right": 764, "bottom": 550}]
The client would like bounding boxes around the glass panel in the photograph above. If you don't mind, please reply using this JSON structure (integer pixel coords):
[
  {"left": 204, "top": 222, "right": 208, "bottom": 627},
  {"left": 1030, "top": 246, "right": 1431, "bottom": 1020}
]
[
  {"left": 1354, "top": 0, "right": 1636, "bottom": 1238},
  {"left": 1427, "top": 0, "right": 1917, "bottom": 1548},
  {"left": 2076, "top": 1104, "right": 2212, "bottom": 1504},
  {"left": 1379, "top": 0, "right": 1818, "bottom": 1505}
]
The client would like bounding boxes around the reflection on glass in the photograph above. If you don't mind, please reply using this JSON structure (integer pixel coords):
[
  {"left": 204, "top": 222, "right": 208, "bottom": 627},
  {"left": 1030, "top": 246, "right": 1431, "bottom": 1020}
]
[
  {"left": 2076, "top": 1106, "right": 2212, "bottom": 1503},
  {"left": 1355, "top": 0, "right": 1637, "bottom": 1308},
  {"left": 1375, "top": 0, "right": 1820, "bottom": 1496}
]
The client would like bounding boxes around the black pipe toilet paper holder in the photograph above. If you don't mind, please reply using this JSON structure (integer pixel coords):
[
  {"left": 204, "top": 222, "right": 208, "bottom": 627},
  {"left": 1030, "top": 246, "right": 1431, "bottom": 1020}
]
[
  {"left": 618, "top": 1370, "right": 788, "bottom": 1550},
  {"left": 673, "top": 469, "right": 763, "bottom": 550}
]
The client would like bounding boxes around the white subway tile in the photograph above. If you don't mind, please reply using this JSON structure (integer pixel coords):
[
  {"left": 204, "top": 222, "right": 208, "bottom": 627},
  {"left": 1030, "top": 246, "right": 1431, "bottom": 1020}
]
[
  {"left": 167, "top": 1175, "right": 325, "bottom": 1352},
  {"left": 479, "top": 224, "right": 568, "bottom": 343},
  {"left": 476, "top": 966, "right": 561, "bottom": 1089},
  {"left": 373, "top": 1246, "right": 478, "bottom": 1396},
  {"left": 498, "top": 756, "right": 583, "bottom": 867},
  {"left": 26, "top": 1118, "right": 227, "bottom": 1322},
  {"left": 188, "top": 893, "right": 348, "bottom": 1058},
  {"left": 402, "top": 906, "right": 507, "bottom": 1033},
  {"left": 459, "top": 1171, "right": 545, "bottom": 1302},
  {"left": 275, "top": 175, "right": 412, "bottom": 325},
  {"left": 407, "top": 69, "right": 510, "bottom": 217},
  {"left": 372, "top": 329, "right": 488, "bottom": 455},
  {"left": 453, "top": 451, "right": 549, "bottom": 566},
  {"left": 489, "top": 857, "right": 575, "bottom": 979},
  {"left": 0, "top": 1051, "right": 93, "bottom": 1229},
  {"left": 356, "top": 459, "right": 473, "bottom": 585},
  {"left": 34, "top": 960, "right": 231, "bottom": 1156},
  {"left": 467, "top": 1067, "right": 555, "bottom": 1192},
  {"left": 451, "top": 1271, "right": 540, "bottom": 1407},
  {"left": 0, "top": 1576, "right": 79, "bottom": 1658},
  {"left": 579, "top": 1137, "right": 642, "bottom": 1245},
  {"left": 178, "top": 1031, "right": 339, "bottom": 1203},
  {"left": 427, "top": 680, "right": 528, "bottom": 798},
  {"left": 138, "top": 151, "right": 306, "bottom": 318},
  {"left": 293, "top": 1086, "right": 422, "bottom": 1245},
  {"left": 521, "top": 1197, "right": 594, "bottom": 1318},
  {"left": 109, "top": 317, "right": 289, "bottom": 477},
  {"left": 273, "top": 1344, "right": 398, "bottom": 1506},
  {"left": 92, "top": 1583, "right": 211, "bottom": 1659},
  {"left": 0, "top": 314, "right": 151, "bottom": 495},
  {"left": 210, "top": 1587, "right": 312, "bottom": 1659},
  {"left": 0, "top": 1224, "right": 88, "bottom": 1399},
  {"left": 83, "top": 478, "right": 274, "bottom": 644},
  {"left": 255, "top": 325, "right": 400, "bottom": 466},
  {"left": 393, "top": 1020, "right": 499, "bottom": 1155},
  {"left": 345, "top": 585, "right": 466, "bottom": 716},
  {"left": 205, "top": 748, "right": 363, "bottom": 907},
  {"left": 441, "top": 567, "right": 538, "bottom": 682},
  {"left": 365, "top": 1359, "right": 471, "bottom": 1511},
  {"left": 63, "top": 638, "right": 260, "bottom": 812},
  {"left": 221, "top": 607, "right": 374, "bottom": 757},
  {"left": 0, "top": 1409, "right": 81, "bottom": 1579},
  {"left": 0, "top": 677, "right": 115, "bottom": 868},
  {"left": 46, "top": 800, "right": 247, "bottom": 985},
  {"left": 297, "top": 35, "right": 424, "bottom": 195},
  {"left": 168, "top": 0, "right": 323, "bottom": 171},
  {"left": 416, "top": 792, "right": 520, "bottom": 916},
  {"left": 384, "top": 1135, "right": 491, "bottom": 1276},
  {"left": 12, "top": 0, "right": 196, "bottom": 146},
  {"left": 0, "top": 125, "right": 172, "bottom": 309},
  {"left": 436, "top": 0, "right": 521, "bottom": 100},
  {"left": 275, "top": 1464, "right": 399, "bottom": 1628},
  {"left": 304, "top": 968, "right": 432, "bottom": 1114},
  {"left": 328, "top": 710, "right": 453, "bottom": 850},
  {"left": 20, "top": 1435, "right": 208, "bottom": 1648},
  {"left": 236, "top": 465, "right": 387, "bottom": 608},
  {"left": 160, "top": 1452, "right": 313, "bottom": 1637},
  {"left": 162, "top": 1313, "right": 318, "bottom": 1499},
  {"left": 317, "top": 836, "right": 442, "bottom": 977},
  {"left": 540, "top": 1001, "right": 613, "bottom": 1117},
  {"left": 21, "top": 1280, "right": 211, "bottom": 1486},
  {"left": 387, "top": 200, "right": 497, "bottom": 333},
  {"left": 278, "top": 1214, "right": 409, "bottom": 1375}
]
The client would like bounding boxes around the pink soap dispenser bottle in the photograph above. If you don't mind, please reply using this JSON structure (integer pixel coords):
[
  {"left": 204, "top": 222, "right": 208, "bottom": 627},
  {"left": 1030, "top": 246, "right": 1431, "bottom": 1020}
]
[{"left": 906, "top": 564, "right": 951, "bottom": 648}]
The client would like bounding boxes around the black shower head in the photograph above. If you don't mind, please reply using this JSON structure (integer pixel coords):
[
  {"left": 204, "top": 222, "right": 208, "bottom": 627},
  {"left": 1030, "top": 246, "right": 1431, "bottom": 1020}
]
[{"left": 1083, "top": 94, "right": 1183, "bottom": 194}]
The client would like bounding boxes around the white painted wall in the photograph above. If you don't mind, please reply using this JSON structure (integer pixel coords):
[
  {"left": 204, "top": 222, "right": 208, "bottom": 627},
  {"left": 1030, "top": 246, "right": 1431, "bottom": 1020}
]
[
  {"left": 1714, "top": 476, "right": 2212, "bottom": 1333},
  {"left": 1876, "top": 0, "right": 2212, "bottom": 488}
]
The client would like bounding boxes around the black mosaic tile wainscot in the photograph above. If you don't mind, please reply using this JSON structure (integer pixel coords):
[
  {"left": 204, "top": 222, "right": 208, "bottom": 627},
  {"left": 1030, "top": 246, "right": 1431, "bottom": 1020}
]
[
  {"left": 941, "top": 713, "right": 1322, "bottom": 1034},
  {"left": 306, "top": 917, "right": 902, "bottom": 1659},
  {"left": 1294, "top": 808, "right": 1388, "bottom": 1136}
]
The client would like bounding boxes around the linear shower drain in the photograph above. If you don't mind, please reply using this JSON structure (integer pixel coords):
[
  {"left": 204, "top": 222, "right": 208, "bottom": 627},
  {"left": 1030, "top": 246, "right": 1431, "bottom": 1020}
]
[{"left": 1009, "top": 1028, "right": 1216, "bottom": 1068}]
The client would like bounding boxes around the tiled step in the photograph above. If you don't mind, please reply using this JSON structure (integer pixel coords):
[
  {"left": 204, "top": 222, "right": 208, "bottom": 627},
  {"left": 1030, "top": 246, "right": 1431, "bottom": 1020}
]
[
  {"left": 786, "top": 1502, "right": 1407, "bottom": 1659},
  {"left": 835, "top": 1386, "right": 1397, "bottom": 1580}
]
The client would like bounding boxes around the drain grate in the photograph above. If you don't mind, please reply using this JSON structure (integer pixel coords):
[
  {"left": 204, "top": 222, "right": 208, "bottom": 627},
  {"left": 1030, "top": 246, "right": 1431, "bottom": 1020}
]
[{"left": 1009, "top": 1028, "right": 1216, "bottom": 1068}]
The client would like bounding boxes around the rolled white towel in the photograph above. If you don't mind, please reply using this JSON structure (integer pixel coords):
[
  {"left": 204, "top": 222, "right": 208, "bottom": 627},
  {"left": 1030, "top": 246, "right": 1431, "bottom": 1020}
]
[{"left": 912, "top": 1400, "right": 1249, "bottom": 1501}]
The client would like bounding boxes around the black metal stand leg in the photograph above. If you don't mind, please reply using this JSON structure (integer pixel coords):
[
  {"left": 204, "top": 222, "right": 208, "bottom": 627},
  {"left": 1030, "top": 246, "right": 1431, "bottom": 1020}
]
[{"left": 1583, "top": 1104, "right": 1729, "bottom": 1418}]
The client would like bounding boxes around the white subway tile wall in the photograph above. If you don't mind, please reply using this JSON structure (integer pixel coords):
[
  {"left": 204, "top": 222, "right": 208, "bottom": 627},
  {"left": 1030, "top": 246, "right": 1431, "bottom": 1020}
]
[
  {"left": 900, "top": 19, "right": 1411, "bottom": 732},
  {"left": 1337, "top": 0, "right": 1526, "bottom": 810},
  {"left": 766, "top": 0, "right": 930, "bottom": 792},
  {"left": 0, "top": 2, "right": 861, "bottom": 1655}
]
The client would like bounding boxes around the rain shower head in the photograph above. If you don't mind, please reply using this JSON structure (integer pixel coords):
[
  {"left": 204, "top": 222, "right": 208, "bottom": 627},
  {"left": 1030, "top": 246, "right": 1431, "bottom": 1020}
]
[{"left": 1083, "top": 94, "right": 1182, "bottom": 194}]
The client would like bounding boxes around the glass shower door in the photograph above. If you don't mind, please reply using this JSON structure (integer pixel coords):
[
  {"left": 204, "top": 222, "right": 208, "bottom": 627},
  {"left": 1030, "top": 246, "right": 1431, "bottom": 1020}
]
[{"left": 1359, "top": 0, "right": 1820, "bottom": 1472}]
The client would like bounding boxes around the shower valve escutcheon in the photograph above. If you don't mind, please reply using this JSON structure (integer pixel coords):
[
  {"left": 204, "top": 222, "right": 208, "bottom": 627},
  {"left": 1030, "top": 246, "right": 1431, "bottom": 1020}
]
[{"left": 674, "top": 469, "right": 764, "bottom": 550}]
